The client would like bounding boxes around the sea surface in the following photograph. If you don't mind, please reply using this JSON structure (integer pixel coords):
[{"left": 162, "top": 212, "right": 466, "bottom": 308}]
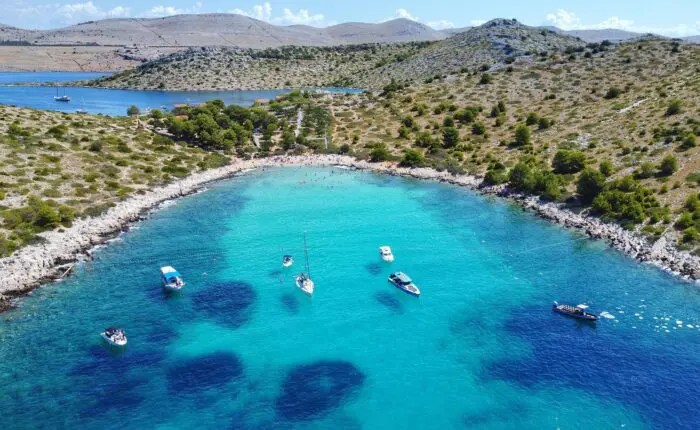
[
  {"left": 0, "top": 72, "right": 362, "bottom": 116},
  {"left": 0, "top": 167, "right": 698, "bottom": 429}
]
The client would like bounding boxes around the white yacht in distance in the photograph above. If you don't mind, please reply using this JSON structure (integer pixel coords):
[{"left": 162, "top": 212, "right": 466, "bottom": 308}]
[
  {"left": 294, "top": 233, "right": 314, "bottom": 295},
  {"left": 100, "top": 328, "right": 127, "bottom": 347},
  {"left": 379, "top": 246, "right": 395, "bottom": 262},
  {"left": 160, "top": 266, "right": 185, "bottom": 291}
]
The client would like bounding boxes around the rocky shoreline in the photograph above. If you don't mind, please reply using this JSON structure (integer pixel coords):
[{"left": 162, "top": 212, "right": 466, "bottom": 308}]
[{"left": 1, "top": 154, "right": 698, "bottom": 312}]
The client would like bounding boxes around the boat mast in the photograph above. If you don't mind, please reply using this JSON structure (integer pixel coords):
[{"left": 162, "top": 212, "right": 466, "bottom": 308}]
[{"left": 303, "top": 232, "right": 311, "bottom": 278}]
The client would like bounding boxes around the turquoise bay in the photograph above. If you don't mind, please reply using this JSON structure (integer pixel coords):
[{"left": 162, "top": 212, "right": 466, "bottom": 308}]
[{"left": 1, "top": 167, "right": 699, "bottom": 429}]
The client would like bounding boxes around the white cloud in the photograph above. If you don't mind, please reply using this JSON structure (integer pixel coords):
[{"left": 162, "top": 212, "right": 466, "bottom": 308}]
[
  {"left": 470, "top": 19, "right": 486, "bottom": 26},
  {"left": 230, "top": 2, "right": 272, "bottom": 21},
  {"left": 14, "top": 1, "right": 131, "bottom": 27},
  {"left": 274, "top": 8, "right": 324, "bottom": 25},
  {"left": 427, "top": 20, "right": 455, "bottom": 30},
  {"left": 546, "top": 9, "right": 700, "bottom": 37},
  {"left": 395, "top": 8, "right": 418, "bottom": 21},
  {"left": 229, "top": 2, "right": 325, "bottom": 26},
  {"left": 142, "top": 2, "right": 202, "bottom": 18}
]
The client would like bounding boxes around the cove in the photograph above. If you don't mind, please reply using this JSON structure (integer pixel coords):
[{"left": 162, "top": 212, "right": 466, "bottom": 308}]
[{"left": 0, "top": 166, "right": 698, "bottom": 429}]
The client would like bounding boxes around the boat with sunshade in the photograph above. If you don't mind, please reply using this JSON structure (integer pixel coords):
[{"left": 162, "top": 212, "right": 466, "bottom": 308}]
[
  {"left": 388, "top": 272, "right": 420, "bottom": 297},
  {"left": 379, "top": 246, "right": 395, "bottom": 262},
  {"left": 161, "top": 266, "right": 185, "bottom": 291},
  {"left": 552, "top": 301, "right": 599, "bottom": 321}
]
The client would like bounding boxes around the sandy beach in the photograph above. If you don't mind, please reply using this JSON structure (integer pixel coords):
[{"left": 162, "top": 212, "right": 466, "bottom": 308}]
[{"left": 1, "top": 154, "right": 698, "bottom": 311}]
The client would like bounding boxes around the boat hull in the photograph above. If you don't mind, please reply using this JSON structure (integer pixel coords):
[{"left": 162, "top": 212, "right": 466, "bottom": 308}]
[
  {"left": 295, "top": 277, "right": 314, "bottom": 295},
  {"left": 552, "top": 304, "right": 599, "bottom": 321},
  {"left": 388, "top": 280, "right": 420, "bottom": 297},
  {"left": 100, "top": 333, "right": 127, "bottom": 347}
]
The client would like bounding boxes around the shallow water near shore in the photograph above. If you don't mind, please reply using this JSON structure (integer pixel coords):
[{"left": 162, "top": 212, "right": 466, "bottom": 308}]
[{"left": 1, "top": 166, "right": 699, "bottom": 429}]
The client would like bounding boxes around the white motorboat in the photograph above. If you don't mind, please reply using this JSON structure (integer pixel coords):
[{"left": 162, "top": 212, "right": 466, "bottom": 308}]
[
  {"left": 100, "top": 327, "right": 127, "bottom": 347},
  {"left": 388, "top": 272, "right": 420, "bottom": 297},
  {"left": 379, "top": 246, "right": 395, "bottom": 262},
  {"left": 282, "top": 255, "right": 294, "bottom": 268},
  {"left": 294, "top": 233, "right": 314, "bottom": 295},
  {"left": 161, "top": 266, "right": 185, "bottom": 291}
]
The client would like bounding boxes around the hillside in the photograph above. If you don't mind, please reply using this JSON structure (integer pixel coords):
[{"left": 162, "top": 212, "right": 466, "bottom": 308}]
[
  {"left": 87, "top": 19, "right": 586, "bottom": 91},
  {"left": 315, "top": 37, "right": 700, "bottom": 249},
  {"left": 0, "top": 15, "right": 443, "bottom": 48}
]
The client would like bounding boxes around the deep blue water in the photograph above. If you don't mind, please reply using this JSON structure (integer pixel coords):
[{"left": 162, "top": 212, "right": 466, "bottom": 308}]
[
  {"left": 0, "top": 72, "right": 363, "bottom": 116},
  {"left": 0, "top": 167, "right": 698, "bottom": 429}
]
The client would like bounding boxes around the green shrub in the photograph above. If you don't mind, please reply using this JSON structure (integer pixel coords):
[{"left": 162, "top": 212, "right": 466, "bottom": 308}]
[
  {"left": 479, "top": 73, "right": 492, "bottom": 85},
  {"left": 442, "top": 127, "right": 460, "bottom": 148},
  {"left": 513, "top": 124, "right": 531, "bottom": 147},
  {"left": 471, "top": 122, "right": 486, "bottom": 135},
  {"left": 552, "top": 150, "right": 586, "bottom": 174},
  {"left": 665, "top": 99, "right": 682, "bottom": 116},
  {"left": 599, "top": 160, "right": 613, "bottom": 177},
  {"left": 679, "top": 133, "right": 696, "bottom": 151},
  {"left": 400, "top": 149, "right": 425, "bottom": 168},
  {"left": 658, "top": 155, "right": 678, "bottom": 176},
  {"left": 604, "top": 87, "right": 621, "bottom": 99},
  {"left": 577, "top": 168, "right": 606, "bottom": 203},
  {"left": 525, "top": 112, "right": 539, "bottom": 126},
  {"left": 369, "top": 143, "right": 392, "bottom": 162}
]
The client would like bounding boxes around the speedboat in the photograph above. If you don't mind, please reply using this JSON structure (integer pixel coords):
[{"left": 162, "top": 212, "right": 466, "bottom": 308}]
[
  {"left": 161, "top": 266, "right": 185, "bottom": 291},
  {"left": 100, "top": 327, "right": 127, "bottom": 347},
  {"left": 552, "top": 302, "right": 599, "bottom": 321},
  {"left": 282, "top": 255, "right": 294, "bottom": 268},
  {"left": 388, "top": 272, "right": 420, "bottom": 297},
  {"left": 295, "top": 272, "right": 315, "bottom": 295},
  {"left": 379, "top": 246, "right": 394, "bottom": 262}
]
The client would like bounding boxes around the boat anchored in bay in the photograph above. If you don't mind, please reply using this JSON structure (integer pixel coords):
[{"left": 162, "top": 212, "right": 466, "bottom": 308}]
[
  {"left": 294, "top": 233, "right": 314, "bottom": 295},
  {"left": 552, "top": 301, "right": 599, "bottom": 321},
  {"left": 379, "top": 246, "right": 395, "bottom": 262},
  {"left": 161, "top": 266, "right": 185, "bottom": 291},
  {"left": 388, "top": 272, "right": 420, "bottom": 297},
  {"left": 100, "top": 327, "right": 127, "bottom": 347}
]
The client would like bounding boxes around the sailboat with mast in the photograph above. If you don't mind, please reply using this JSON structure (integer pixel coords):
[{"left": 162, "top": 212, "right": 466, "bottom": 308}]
[
  {"left": 294, "top": 232, "right": 315, "bottom": 295},
  {"left": 54, "top": 87, "right": 70, "bottom": 102}
]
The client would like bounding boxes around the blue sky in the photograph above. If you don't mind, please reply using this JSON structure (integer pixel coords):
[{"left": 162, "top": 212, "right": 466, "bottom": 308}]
[{"left": 5, "top": 0, "right": 700, "bottom": 36}]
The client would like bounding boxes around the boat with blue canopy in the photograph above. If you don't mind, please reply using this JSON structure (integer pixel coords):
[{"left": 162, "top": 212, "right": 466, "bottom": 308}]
[{"left": 161, "top": 266, "right": 185, "bottom": 291}]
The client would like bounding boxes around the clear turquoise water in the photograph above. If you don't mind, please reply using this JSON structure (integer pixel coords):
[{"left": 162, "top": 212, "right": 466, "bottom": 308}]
[
  {"left": 1, "top": 167, "right": 699, "bottom": 429},
  {"left": 0, "top": 72, "right": 362, "bottom": 116}
]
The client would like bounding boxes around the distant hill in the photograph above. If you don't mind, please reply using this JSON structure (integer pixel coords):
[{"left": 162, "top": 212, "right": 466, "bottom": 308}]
[
  {"left": 683, "top": 35, "right": 700, "bottom": 43},
  {"left": 0, "top": 15, "right": 444, "bottom": 47},
  {"left": 89, "top": 19, "right": 587, "bottom": 91},
  {"left": 373, "top": 19, "right": 587, "bottom": 84}
]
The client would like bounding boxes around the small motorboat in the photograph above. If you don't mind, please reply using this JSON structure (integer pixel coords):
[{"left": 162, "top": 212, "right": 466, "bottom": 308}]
[
  {"left": 388, "top": 272, "right": 420, "bottom": 297},
  {"left": 161, "top": 266, "right": 185, "bottom": 291},
  {"left": 379, "top": 246, "right": 394, "bottom": 262},
  {"left": 552, "top": 301, "right": 599, "bottom": 321},
  {"left": 100, "top": 327, "right": 127, "bottom": 347},
  {"left": 282, "top": 255, "right": 294, "bottom": 268}
]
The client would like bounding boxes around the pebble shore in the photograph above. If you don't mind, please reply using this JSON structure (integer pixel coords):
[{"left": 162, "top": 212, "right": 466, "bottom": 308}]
[{"left": 1, "top": 154, "right": 698, "bottom": 311}]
